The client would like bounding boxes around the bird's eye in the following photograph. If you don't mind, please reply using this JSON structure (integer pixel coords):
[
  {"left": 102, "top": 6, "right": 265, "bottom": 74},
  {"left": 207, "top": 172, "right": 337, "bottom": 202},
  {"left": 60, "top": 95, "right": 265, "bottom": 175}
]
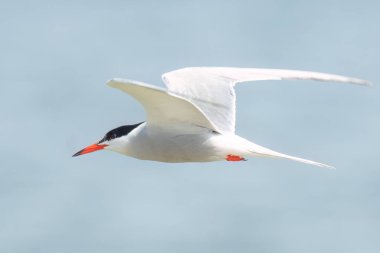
[{"left": 105, "top": 132, "right": 117, "bottom": 141}]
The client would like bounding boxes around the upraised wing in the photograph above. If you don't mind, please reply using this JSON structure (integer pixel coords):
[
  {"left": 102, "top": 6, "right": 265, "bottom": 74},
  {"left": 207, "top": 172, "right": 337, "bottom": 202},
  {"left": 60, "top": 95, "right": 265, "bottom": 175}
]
[
  {"left": 107, "top": 78, "right": 218, "bottom": 131},
  {"left": 162, "top": 67, "right": 370, "bottom": 134}
]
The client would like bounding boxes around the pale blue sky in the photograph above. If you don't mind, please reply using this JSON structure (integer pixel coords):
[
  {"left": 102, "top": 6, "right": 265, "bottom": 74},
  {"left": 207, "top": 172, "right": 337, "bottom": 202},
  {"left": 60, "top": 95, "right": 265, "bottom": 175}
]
[{"left": 1, "top": 0, "right": 379, "bottom": 252}]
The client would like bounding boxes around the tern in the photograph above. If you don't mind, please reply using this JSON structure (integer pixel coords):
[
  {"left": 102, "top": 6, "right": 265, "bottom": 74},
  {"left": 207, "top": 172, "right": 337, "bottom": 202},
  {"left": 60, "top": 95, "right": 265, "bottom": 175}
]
[{"left": 73, "top": 67, "right": 370, "bottom": 168}]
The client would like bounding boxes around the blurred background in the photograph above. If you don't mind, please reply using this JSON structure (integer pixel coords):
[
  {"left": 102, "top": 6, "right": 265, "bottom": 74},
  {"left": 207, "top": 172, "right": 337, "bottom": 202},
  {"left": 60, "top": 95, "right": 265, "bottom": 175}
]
[{"left": 1, "top": 0, "right": 379, "bottom": 252}]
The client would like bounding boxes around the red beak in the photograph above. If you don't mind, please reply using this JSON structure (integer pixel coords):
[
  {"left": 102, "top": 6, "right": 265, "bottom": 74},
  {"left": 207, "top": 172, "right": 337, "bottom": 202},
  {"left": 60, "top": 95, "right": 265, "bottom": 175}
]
[{"left": 72, "top": 143, "right": 108, "bottom": 157}]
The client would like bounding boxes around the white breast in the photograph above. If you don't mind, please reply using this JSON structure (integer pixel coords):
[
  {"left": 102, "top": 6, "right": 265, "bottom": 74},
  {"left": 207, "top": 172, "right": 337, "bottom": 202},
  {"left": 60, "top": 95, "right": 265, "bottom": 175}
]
[{"left": 108, "top": 123, "right": 243, "bottom": 163}]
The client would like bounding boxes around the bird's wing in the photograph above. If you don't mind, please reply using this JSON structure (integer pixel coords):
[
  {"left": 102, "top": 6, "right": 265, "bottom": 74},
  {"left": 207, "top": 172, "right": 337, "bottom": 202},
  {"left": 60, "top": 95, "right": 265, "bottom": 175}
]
[
  {"left": 162, "top": 67, "right": 370, "bottom": 134},
  {"left": 107, "top": 78, "right": 218, "bottom": 131}
]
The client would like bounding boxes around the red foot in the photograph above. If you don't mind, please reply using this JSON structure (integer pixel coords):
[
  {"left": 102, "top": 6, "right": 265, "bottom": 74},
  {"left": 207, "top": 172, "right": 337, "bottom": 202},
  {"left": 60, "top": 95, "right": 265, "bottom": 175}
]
[{"left": 226, "top": 154, "right": 247, "bottom": 161}]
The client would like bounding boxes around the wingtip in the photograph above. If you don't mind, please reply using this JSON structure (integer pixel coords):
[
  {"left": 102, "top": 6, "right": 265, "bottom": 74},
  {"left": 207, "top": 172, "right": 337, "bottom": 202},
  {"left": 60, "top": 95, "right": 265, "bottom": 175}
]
[
  {"left": 106, "top": 78, "right": 121, "bottom": 87},
  {"left": 353, "top": 79, "right": 373, "bottom": 87},
  {"left": 363, "top": 80, "right": 374, "bottom": 87}
]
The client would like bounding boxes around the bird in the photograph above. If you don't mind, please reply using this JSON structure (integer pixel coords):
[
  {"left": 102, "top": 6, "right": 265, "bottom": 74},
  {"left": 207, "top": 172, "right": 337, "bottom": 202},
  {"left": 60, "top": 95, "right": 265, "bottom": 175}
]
[{"left": 73, "top": 67, "right": 370, "bottom": 168}]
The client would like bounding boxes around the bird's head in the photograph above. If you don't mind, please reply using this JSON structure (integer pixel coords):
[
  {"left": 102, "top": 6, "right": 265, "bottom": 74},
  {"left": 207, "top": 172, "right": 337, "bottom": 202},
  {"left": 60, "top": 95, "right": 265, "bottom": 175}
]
[{"left": 72, "top": 122, "right": 144, "bottom": 157}]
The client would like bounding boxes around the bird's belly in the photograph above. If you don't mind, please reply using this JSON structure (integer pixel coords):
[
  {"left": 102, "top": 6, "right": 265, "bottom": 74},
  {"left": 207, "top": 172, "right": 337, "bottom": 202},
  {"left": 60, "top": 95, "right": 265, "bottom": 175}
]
[
  {"left": 125, "top": 130, "right": 225, "bottom": 163},
  {"left": 112, "top": 125, "right": 251, "bottom": 163},
  {"left": 135, "top": 135, "right": 222, "bottom": 162}
]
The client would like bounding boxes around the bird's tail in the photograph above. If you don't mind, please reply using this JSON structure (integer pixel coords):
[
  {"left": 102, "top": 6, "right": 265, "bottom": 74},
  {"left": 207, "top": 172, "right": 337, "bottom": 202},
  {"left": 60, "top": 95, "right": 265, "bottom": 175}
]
[{"left": 246, "top": 141, "right": 334, "bottom": 169}]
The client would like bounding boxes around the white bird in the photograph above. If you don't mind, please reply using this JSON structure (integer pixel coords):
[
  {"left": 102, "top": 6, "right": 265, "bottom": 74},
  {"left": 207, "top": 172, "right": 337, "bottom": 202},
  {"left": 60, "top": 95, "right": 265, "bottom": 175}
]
[{"left": 73, "top": 67, "right": 370, "bottom": 168}]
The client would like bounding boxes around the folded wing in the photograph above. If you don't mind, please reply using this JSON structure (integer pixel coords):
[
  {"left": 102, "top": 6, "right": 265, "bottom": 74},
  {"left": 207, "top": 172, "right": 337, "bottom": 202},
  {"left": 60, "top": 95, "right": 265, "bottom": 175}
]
[{"left": 162, "top": 67, "right": 370, "bottom": 134}]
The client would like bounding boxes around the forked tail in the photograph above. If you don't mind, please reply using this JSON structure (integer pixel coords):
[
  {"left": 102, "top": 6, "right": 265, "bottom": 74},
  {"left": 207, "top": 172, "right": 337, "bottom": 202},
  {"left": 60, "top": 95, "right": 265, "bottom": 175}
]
[{"left": 247, "top": 142, "right": 334, "bottom": 169}]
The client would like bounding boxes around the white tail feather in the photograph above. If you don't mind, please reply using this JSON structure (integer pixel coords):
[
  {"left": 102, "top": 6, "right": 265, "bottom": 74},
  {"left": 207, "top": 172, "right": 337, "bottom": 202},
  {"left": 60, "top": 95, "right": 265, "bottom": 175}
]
[{"left": 247, "top": 142, "right": 334, "bottom": 169}]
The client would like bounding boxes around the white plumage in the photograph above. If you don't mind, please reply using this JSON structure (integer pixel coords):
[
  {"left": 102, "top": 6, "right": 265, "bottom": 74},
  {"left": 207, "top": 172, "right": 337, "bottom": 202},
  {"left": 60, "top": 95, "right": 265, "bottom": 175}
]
[{"left": 75, "top": 67, "right": 370, "bottom": 168}]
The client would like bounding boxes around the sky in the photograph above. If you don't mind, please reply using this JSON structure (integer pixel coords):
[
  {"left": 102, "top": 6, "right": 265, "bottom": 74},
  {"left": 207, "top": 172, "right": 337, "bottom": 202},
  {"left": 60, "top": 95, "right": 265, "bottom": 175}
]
[{"left": 0, "top": 0, "right": 379, "bottom": 252}]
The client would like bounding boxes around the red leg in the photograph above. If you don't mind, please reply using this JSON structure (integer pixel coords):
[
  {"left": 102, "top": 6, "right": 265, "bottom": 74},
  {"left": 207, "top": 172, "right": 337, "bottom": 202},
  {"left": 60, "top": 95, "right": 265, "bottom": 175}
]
[{"left": 226, "top": 154, "right": 247, "bottom": 161}]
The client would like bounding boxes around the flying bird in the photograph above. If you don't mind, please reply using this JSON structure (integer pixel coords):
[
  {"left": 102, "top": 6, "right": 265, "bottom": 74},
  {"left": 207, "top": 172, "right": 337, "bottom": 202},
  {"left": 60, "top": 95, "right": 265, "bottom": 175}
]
[{"left": 73, "top": 67, "right": 370, "bottom": 168}]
